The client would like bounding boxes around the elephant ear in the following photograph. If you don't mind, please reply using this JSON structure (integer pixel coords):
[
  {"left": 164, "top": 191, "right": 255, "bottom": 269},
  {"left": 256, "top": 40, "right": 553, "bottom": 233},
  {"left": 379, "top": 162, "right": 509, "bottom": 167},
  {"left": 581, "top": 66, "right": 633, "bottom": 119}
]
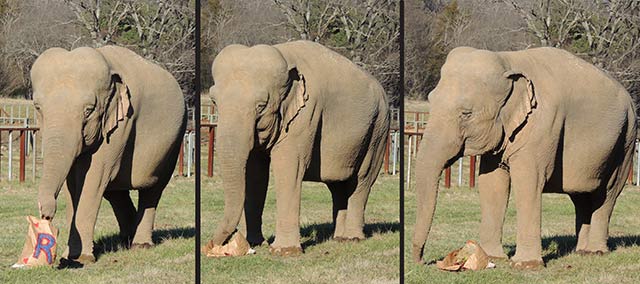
[
  {"left": 280, "top": 66, "right": 308, "bottom": 133},
  {"left": 499, "top": 70, "right": 537, "bottom": 142},
  {"left": 102, "top": 73, "right": 132, "bottom": 142}
]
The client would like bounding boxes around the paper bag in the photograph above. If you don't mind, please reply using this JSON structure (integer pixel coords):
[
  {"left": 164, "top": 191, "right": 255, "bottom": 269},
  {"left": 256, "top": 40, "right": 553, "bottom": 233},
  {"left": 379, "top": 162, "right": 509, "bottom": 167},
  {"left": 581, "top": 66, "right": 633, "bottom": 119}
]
[
  {"left": 12, "top": 216, "right": 59, "bottom": 268},
  {"left": 436, "top": 240, "right": 493, "bottom": 271},
  {"left": 203, "top": 232, "right": 255, "bottom": 258}
]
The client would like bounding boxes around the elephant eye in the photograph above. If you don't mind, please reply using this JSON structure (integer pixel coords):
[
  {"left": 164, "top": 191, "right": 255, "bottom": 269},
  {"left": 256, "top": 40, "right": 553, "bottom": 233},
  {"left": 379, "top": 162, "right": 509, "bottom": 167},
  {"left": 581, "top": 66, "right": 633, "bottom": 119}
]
[
  {"left": 460, "top": 110, "right": 472, "bottom": 119},
  {"left": 84, "top": 105, "right": 95, "bottom": 117},
  {"left": 256, "top": 102, "right": 267, "bottom": 114}
]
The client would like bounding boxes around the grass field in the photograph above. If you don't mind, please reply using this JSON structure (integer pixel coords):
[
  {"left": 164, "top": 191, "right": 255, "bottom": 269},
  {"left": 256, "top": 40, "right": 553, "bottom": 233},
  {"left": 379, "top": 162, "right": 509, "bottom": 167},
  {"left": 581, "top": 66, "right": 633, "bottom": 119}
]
[
  {"left": 0, "top": 176, "right": 195, "bottom": 283},
  {"left": 200, "top": 173, "right": 400, "bottom": 284},
  {"left": 404, "top": 183, "right": 640, "bottom": 284}
]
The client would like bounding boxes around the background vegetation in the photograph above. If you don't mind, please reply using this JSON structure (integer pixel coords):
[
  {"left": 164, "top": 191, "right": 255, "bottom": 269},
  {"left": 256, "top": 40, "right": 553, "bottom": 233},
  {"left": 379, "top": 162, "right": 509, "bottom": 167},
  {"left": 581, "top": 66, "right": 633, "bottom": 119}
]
[
  {"left": 0, "top": 0, "right": 195, "bottom": 105},
  {"left": 201, "top": 0, "right": 401, "bottom": 106},
  {"left": 406, "top": 0, "right": 640, "bottom": 105}
]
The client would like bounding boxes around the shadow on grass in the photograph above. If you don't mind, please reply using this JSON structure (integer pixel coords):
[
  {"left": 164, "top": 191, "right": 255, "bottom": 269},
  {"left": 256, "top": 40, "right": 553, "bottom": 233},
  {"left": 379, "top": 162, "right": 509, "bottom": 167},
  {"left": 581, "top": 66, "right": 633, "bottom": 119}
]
[
  {"left": 58, "top": 226, "right": 195, "bottom": 269},
  {"left": 290, "top": 221, "right": 400, "bottom": 248},
  {"left": 503, "top": 234, "right": 640, "bottom": 262},
  {"left": 94, "top": 226, "right": 196, "bottom": 258}
]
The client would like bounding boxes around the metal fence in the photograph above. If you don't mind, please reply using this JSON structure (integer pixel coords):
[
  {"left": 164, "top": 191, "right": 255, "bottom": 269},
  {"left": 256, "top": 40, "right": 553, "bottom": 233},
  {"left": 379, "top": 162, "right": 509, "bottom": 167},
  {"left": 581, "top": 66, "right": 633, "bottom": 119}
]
[
  {"left": 0, "top": 103, "right": 198, "bottom": 182},
  {"left": 200, "top": 106, "right": 402, "bottom": 178},
  {"left": 404, "top": 110, "right": 640, "bottom": 189}
]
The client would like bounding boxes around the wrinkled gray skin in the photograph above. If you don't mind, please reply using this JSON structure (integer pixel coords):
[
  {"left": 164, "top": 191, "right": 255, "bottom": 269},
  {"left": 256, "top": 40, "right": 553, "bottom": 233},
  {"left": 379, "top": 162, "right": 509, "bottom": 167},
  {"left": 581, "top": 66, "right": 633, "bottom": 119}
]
[
  {"left": 208, "top": 40, "right": 389, "bottom": 255},
  {"left": 31, "top": 46, "right": 186, "bottom": 264},
  {"left": 413, "top": 46, "right": 636, "bottom": 268}
]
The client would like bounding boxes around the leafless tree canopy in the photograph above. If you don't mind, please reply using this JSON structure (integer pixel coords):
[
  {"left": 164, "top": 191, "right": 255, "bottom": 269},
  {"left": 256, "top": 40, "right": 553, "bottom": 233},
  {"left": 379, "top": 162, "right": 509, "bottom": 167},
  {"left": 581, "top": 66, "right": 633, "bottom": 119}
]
[
  {"left": 406, "top": 0, "right": 640, "bottom": 106},
  {"left": 0, "top": 0, "right": 195, "bottom": 105},
  {"left": 202, "top": 0, "right": 401, "bottom": 106}
]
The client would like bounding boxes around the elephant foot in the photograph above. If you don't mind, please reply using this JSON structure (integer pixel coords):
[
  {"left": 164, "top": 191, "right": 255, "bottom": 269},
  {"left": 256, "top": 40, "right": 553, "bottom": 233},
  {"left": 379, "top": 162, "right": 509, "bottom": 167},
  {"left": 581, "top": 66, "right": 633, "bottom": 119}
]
[
  {"left": 131, "top": 243, "right": 153, "bottom": 250},
  {"left": 509, "top": 259, "right": 544, "bottom": 270},
  {"left": 488, "top": 255, "right": 509, "bottom": 262},
  {"left": 59, "top": 254, "right": 96, "bottom": 269},
  {"left": 269, "top": 246, "right": 303, "bottom": 257},
  {"left": 246, "top": 236, "right": 267, "bottom": 247},
  {"left": 119, "top": 235, "right": 134, "bottom": 249},
  {"left": 576, "top": 249, "right": 607, "bottom": 256},
  {"left": 334, "top": 236, "right": 364, "bottom": 243},
  {"left": 412, "top": 244, "right": 425, "bottom": 264}
]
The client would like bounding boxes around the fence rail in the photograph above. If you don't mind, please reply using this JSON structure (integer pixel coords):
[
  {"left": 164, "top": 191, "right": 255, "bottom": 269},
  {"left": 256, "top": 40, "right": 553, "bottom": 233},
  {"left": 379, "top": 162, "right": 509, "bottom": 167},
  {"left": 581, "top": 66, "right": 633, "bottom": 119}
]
[
  {"left": 199, "top": 106, "right": 402, "bottom": 178},
  {"left": 404, "top": 111, "right": 640, "bottom": 189}
]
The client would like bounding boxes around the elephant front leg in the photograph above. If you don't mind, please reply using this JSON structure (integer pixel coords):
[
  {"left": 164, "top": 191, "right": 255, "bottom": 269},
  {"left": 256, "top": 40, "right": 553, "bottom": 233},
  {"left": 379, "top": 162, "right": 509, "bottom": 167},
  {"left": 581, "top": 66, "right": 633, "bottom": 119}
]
[
  {"left": 62, "top": 182, "right": 78, "bottom": 260},
  {"left": 67, "top": 179, "right": 109, "bottom": 264},
  {"left": 509, "top": 160, "right": 545, "bottom": 269},
  {"left": 478, "top": 154, "right": 510, "bottom": 259},
  {"left": 269, "top": 156, "right": 305, "bottom": 256},
  {"left": 62, "top": 161, "right": 109, "bottom": 265},
  {"left": 103, "top": 190, "right": 137, "bottom": 248},
  {"left": 243, "top": 152, "right": 270, "bottom": 246}
]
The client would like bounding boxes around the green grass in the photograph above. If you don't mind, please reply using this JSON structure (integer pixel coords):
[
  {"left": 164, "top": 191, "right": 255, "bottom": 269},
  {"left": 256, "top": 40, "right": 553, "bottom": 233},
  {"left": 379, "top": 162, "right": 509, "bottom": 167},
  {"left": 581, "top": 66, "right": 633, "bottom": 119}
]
[
  {"left": 404, "top": 183, "right": 640, "bottom": 284},
  {"left": 200, "top": 174, "right": 400, "bottom": 284},
  {"left": 0, "top": 176, "right": 195, "bottom": 283}
]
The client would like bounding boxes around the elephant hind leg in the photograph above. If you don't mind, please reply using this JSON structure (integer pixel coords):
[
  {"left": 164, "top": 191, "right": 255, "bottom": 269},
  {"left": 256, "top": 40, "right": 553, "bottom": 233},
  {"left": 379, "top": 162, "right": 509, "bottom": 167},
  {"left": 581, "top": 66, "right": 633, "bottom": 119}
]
[
  {"left": 344, "top": 131, "right": 387, "bottom": 240},
  {"left": 584, "top": 139, "right": 634, "bottom": 254},
  {"left": 103, "top": 190, "right": 137, "bottom": 247},
  {"left": 132, "top": 186, "right": 166, "bottom": 247},
  {"left": 570, "top": 193, "right": 593, "bottom": 252},
  {"left": 328, "top": 180, "right": 355, "bottom": 240}
]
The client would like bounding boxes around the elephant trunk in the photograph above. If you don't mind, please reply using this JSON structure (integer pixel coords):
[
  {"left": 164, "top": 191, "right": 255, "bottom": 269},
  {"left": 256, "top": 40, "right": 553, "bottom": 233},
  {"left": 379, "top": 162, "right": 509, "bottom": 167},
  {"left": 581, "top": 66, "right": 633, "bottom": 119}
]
[
  {"left": 210, "top": 119, "right": 255, "bottom": 245},
  {"left": 37, "top": 122, "right": 81, "bottom": 220},
  {"left": 412, "top": 123, "right": 462, "bottom": 263}
]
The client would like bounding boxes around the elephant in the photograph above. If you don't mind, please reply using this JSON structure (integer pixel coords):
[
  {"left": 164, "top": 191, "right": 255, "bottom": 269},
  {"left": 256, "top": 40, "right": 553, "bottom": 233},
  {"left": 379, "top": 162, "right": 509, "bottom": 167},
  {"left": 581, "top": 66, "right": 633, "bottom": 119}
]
[
  {"left": 206, "top": 40, "right": 390, "bottom": 256},
  {"left": 412, "top": 46, "right": 637, "bottom": 269},
  {"left": 31, "top": 45, "right": 187, "bottom": 264}
]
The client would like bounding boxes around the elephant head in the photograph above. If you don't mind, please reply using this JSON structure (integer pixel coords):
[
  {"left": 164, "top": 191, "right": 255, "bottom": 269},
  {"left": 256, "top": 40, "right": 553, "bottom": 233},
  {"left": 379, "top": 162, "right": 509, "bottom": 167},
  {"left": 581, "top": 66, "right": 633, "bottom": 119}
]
[
  {"left": 31, "top": 47, "right": 130, "bottom": 220},
  {"left": 209, "top": 44, "right": 306, "bottom": 244},
  {"left": 412, "top": 47, "right": 537, "bottom": 262}
]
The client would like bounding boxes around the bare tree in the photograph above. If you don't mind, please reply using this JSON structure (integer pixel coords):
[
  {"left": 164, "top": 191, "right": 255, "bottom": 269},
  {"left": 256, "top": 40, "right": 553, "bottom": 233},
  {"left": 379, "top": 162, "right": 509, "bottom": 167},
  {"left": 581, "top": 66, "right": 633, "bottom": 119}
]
[
  {"left": 501, "top": 0, "right": 640, "bottom": 103},
  {"left": 0, "top": 0, "right": 195, "bottom": 103}
]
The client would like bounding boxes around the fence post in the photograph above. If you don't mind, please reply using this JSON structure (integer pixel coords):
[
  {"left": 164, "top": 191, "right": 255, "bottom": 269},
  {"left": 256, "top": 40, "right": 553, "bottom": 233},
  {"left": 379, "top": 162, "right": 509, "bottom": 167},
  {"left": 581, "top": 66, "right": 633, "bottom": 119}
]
[
  {"left": 384, "top": 133, "right": 390, "bottom": 174},
  {"left": 469, "top": 156, "right": 476, "bottom": 188},
  {"left": 208, "top": 126, "right": 214, "bottom": 177},
  {"left": 178, "top": 141, "right": 184, "bottom": 176},
  {"left": 0, "top": 130, "right": 2, "bottom": 180},
  {"left": 19, "top": 130, "right": 25, "bottom": 182},
  {"left": 187, "top": 132, "right": 193, "bottom": 177},
  {"left": 32, "top": 130, "right": 36, "bottom": 181},
  {"left": 458, "top": 158, "right": 463, "bottom": 186},
  {"left": 406, "top": 135, "right": 412, "bottom": 188},
  {"left": 8, "top": 130, "right": 12, "bottom": 180},
  {"left": 391, "top": 131, "right": 400, "bottom": 175},
  {"left": 444, "top": 167, "right": 451, "bottom": 188}
]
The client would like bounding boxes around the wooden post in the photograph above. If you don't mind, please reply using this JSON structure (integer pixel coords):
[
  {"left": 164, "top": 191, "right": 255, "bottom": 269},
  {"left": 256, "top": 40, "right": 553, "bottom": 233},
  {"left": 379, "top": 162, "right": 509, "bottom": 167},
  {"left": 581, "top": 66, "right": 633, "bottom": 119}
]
[
  {"left": 19, "top": 130, "right": 25, "bottom": 182},
  {"left": 469, "top": 156, "right": 476, "bottom": 188},
  {"left": 444, "top": 167, "right": 451, "bottom": 188},
  {"left": 0, "top": 130, "right": 2, "bottom": 180},
  {"left": 208, "top": 126, "right": 215, "bottom": 177},
  {"left": 628, "top": 164, "right": 633, "bottom": 184},
  {"left": 178, "top": 142, "right": 184, "bottom": 176},
  {"left": 384, "top": 133, "right": 390, "bottom": 174}
]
